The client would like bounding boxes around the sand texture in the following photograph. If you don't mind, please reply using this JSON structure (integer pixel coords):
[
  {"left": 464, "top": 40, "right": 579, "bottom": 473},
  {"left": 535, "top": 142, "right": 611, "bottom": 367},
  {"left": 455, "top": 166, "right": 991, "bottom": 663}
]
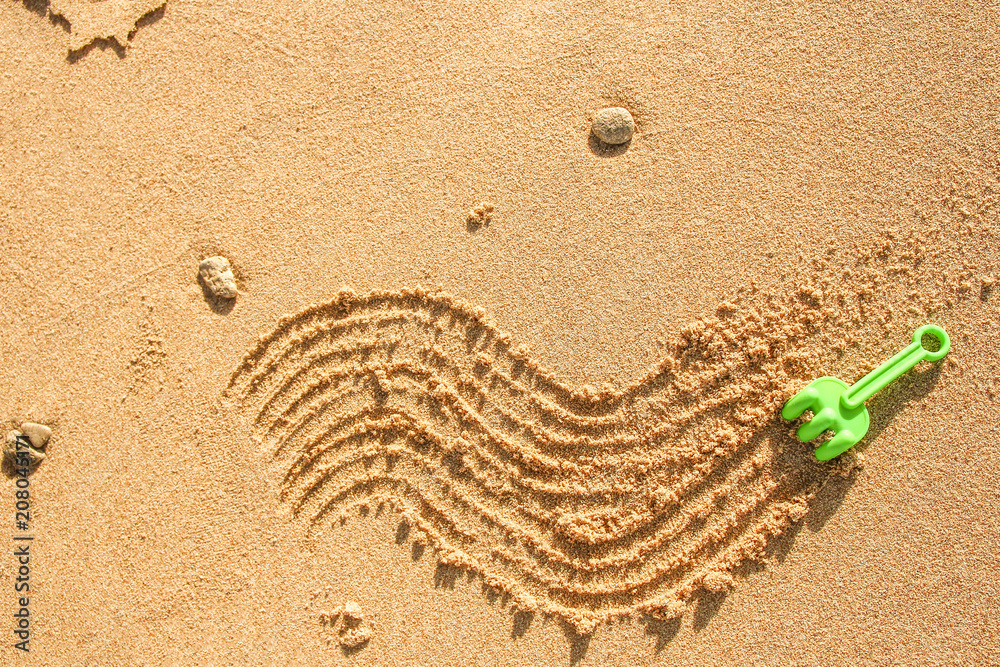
[{"left": 2, "top": 0, "right": 999, "bottom": 664}]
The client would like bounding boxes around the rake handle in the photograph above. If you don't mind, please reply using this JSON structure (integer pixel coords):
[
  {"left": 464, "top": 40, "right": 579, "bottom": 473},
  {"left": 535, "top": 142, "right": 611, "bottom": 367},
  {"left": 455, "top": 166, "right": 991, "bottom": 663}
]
[{"left": 841, "top": 325, "right": 950, "bottom": 411}]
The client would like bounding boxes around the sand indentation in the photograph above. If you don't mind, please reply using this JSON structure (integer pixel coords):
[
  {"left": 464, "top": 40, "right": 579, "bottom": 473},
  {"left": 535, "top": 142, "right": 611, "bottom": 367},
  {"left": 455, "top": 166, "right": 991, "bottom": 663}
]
[
  {"left": 227, "top": 198, "right": 988, "bottom": 633},
  {"left": 225, "top": 286, "right": 859, "bottom": 632}
]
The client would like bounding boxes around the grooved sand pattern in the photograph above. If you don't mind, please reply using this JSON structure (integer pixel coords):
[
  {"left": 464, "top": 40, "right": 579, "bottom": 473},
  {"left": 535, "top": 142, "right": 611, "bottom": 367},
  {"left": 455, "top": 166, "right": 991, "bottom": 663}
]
[{"left": 225, "top": 210, "right": 985, "bottom": 633}]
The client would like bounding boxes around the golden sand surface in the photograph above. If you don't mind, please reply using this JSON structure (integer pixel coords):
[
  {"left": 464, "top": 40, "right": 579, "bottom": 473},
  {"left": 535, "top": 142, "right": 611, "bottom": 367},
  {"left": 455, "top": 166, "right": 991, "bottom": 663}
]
[{"left": 1, "top": 0, "right": 998, "bottom": 664}]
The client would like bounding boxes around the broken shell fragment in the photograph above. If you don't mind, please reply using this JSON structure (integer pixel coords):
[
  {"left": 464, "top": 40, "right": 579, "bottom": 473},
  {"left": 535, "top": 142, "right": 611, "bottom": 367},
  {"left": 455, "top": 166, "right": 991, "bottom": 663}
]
[{"left": 19, "top": 422, "right": 52, "bottom": 450}]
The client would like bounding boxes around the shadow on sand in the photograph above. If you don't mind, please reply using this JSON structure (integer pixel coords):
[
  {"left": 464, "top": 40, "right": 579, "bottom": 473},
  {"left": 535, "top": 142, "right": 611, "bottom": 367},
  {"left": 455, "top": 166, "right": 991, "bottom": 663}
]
[{"left": 17, "top": 0, "right": 165, "bottom": 63}]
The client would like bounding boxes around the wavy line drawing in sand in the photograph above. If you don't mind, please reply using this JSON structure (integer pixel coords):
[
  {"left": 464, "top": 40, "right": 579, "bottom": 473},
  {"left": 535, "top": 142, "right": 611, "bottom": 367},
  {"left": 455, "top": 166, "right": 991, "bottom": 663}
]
[{"left": 226, "top": 205, "right": 989, "bottom": 634}]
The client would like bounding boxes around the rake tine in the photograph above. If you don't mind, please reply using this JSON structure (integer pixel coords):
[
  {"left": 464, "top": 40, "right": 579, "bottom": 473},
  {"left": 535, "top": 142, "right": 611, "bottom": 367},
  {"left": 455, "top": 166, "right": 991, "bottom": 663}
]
[
  {"left": 797, "top": 407, "right": 836, "bottom": 442},
  {"left": 781, "top": 386, "right": 819, "bottom": 421},
  {"left": 814, "top": 430, "right": 859, "bottom": 462}
]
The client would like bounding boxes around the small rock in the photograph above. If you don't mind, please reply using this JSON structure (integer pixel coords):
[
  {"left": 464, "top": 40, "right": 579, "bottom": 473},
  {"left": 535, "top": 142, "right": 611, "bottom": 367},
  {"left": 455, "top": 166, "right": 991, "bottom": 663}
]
[
  {"left": 3, "top": 430, "right": 45, "bottom": 471},
  {"left": 199, "top": 256, "right": 238, "bottom": 299},
  {"left": 342, "top": 601, "right": 363, "bottom": 621},
  {"left": 3, "top": 431, "right": 20, "bottom": 458},
  {"left": 19, "top": 422, "right": 51, "bottom": 450},
  {"left": 591, "top": 107, "right": 635, "bottom": 145}
]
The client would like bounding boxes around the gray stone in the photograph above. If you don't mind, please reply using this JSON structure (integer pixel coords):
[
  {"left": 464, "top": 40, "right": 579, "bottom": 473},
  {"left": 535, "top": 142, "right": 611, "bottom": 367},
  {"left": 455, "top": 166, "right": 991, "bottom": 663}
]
[
  {"left": 3, "top": 431, "right": 18, "bottom": 458},
  {"left": 4, "top": 430, "right": 45, "bottom": 471},
  {"left": 591, "top": 107, "right": 635, "bottom": 145},
  {"left": 199, "top": 256, "right": 238, "bottom": 299}
]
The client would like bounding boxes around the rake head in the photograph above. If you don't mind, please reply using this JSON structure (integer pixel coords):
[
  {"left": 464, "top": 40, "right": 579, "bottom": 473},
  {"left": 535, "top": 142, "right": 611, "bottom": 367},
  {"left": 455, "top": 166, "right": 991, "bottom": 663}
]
[
  {"left": 782, "top": 325, "right": 949, "bottom": 461},
  {"left": 781, "top": 377, "right": 870, "bottom": 461}
]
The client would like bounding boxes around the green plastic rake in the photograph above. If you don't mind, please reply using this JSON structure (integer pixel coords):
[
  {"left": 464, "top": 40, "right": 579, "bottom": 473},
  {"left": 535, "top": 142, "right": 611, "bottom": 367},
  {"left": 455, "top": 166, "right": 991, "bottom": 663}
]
[{"left": 782, "top": 325, "right": 950, "bottom": 461}]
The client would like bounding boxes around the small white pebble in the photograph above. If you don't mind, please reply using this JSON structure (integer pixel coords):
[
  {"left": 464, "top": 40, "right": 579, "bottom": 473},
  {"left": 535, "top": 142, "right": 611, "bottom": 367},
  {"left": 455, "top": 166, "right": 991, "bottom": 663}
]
[
  {"left": 591, "top": 107, "right": 635, "bottom": 145},
  {"left": 199, "top": 256, "right": 238, "bottom": 299},
  {"left": 19, "top": 422, "right": 51, "bottom": 450}
]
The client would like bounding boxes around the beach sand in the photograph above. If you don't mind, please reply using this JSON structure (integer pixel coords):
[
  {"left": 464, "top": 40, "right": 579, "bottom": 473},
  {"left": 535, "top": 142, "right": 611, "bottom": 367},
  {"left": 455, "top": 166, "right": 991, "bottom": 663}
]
[{"left": 1, "top": 1, "right": 998, "bottom": 664}]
